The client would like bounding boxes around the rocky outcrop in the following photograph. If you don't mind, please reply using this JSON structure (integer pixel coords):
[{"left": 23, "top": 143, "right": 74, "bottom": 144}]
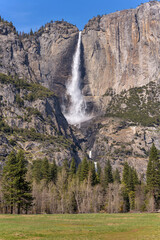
[
  {"left": 0, "top": 74, "right": 80, "bottom": 165},
  {"left": 82, "top": 1, "right": 160, "bottom": 112},
  {"left": 73, "top": 115, "right": 160, "bottom": 178},
  {"left": 75, "top": 80, "right": 160, "bottom": 177},
  {"left": 0, "top": 21, "right": 79, "bottom": 97}
]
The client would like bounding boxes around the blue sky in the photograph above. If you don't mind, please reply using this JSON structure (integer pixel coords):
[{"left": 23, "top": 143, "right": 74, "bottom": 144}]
[{"left": 0, "top": 0, "right": 155, "bottom": 33}]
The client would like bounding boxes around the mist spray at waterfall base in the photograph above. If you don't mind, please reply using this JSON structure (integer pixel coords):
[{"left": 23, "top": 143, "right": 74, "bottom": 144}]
[{"left": 63, "top": 32, "right": 92, "bottom": 126}]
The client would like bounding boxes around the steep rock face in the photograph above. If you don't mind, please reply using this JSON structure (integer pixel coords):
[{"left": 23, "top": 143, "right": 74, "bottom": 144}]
[
  {"left": 0, "top": 2, "right": 160, "bottom": 176},
  {"left": 75, "top": 79, "right": 160, "bottom": 176},
  {"left": 82, "top": 1, "right": 160, "bottom": 111},
  {"left": 74, "top": 115, "right": 160, "bottom": 178},
  {"left": 0, "top": 74, "right": 80, "bottom": 165},
  {"left": 1, "top": 2, "right": 160, "bottom": 112},
  {"left": 0, "top": 21, "right": 78, "bottom": 97}
]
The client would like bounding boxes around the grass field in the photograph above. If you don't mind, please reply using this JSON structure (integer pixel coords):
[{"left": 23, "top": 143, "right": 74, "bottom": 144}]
[{"left": 0, "top": 213, "right": 160, "bottom": 240}]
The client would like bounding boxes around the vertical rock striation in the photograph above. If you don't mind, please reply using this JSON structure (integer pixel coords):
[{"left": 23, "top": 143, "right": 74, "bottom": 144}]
[{"left": 82, "top": 1, "right": 160, "bottom": 111}]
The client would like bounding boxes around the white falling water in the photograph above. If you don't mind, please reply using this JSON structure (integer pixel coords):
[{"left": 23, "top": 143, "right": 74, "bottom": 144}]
[
  {"left": 64, "top": 31, "right": 91, "bottom": 125},
  {"left": 94, "top": 162, "right": 97, "bottom": 172}
]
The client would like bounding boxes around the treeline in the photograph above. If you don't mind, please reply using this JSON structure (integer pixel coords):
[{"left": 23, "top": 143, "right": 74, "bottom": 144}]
[
  {"left": 0, "top": 144, "right": 159, "bottom": 214},
  {"left": 0, "top": 16, "right": 14, "bottom": 27}
]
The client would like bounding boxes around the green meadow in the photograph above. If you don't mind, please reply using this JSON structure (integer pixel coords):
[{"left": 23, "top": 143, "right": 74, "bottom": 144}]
[{"left": 0, "top": 213, "right": 160, "bottom": 240}]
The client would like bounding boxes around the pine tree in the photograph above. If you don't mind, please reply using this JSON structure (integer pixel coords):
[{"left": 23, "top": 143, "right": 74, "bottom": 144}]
[
  {"left": 122, "top": 162, "right": 130, "bottom": 187},
  {"left": 2, "top": 151, "right": 18, "bottom": 213},
  {"left": 77, "top": 162, "right": 82, "bottom": 181},
  {"left": 122, "top": 162, "right": 131, "bottom": 212},
  {"left": 14, "top": 150, "right": 33, "bottom": 214},
  {"left": 129, "top": 191, "right": 135, "bottom": 210},
  {"left": 122, "top": 163, "right": 139, "bottom": 192},
  {"left": 89, "top": 161, "right": 97, "bottom": 186},
  {"left": 69, "top": 192, "right": 77, "bottom": 213},
  {"left": 41, "top": 158, "right": 50, "bottom": 182},
  {"left": 113, "top": 168, "right": 121, "bottom": 183},
  {"left": 50, "top": 160, "right": 57, "bottom": 184},
  {"left": 104, "top": 160, "right": 113, "bottom": 187},
  {"left": 96, "top": 163, "right": 101, "bottom": 184},
  {"left": 69, "top": 158, "right": 76, "bottom": 178},
  {"left": 146, "top": 143, "right": 160, "bottom": 207},
  {"left": 32, "top": 160, "right": 43, "bottom": 182},
  {"left": 30, "top": 28, "right": 33, "bottom": 35},
  {"left": 147, "top": 143, "right": 160, "bottom": 190},
  {"left": 2, "top": 150, "right": 33, "bottom": 214},
  {"left": 122, "top": 162, "right": 139, "bottom": 211},
  {"left": 132, "top": 168, "right": 139, "bottom": 186},
  {"left": 81, "top": 157, "right": 89, "bottom": 181}
]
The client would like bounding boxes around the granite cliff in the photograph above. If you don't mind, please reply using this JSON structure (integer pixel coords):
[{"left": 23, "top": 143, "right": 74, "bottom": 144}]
[
  {"left": 0, "top": 1, "right": 160, "bottom": 176},
  {"left": 82, "top": 1, "right": 160, "bottom": 112},
  {"left": 0, "top": 73, "right": 81, "bottom": 166},
  {"left": 0, "top": 20, "right": 79, "bottom": 97}
]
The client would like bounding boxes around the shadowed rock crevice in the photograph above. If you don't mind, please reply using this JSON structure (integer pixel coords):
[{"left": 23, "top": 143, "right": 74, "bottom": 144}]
[
  {"left": 80, "top": 40, "right": 86, "bottom": 86},
  {"left": 135, "top": 13, "right": 140, "bottom": 42}
]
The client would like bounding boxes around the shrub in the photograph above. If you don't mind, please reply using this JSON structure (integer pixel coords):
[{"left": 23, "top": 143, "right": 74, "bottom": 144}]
[
  {"left": 0, "top": 73, "right": 55, "bottom": 101},
  {"left": 0, "top": 118, "right": 12, "bottom": 133},
  {"left": 106, "top": 82, "right": 160, "bottom": 126},
  {"left": 26, "top": 107, "right": 43, "bottom": 119},
  {"left": 15, "top": 94, "right": 24, "bottom": 107}
]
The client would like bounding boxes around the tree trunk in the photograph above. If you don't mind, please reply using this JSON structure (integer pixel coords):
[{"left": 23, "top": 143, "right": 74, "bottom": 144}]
[
  {"left": 5, "top": 206, "right": 8, "bottom": 214},
  {"left": 25, "top": 205, "right": 28, "bottom": 214},
  {"left": 17, "top": 203, "right": 20, "bottom": 214},
  {"left": 11, "top": 204, "right": 13, "bottom": 214}
]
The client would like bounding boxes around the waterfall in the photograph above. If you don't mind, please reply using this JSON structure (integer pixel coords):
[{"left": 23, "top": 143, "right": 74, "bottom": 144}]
[
  {"left": 63, "top": 31, "right": 91, "bottom": 125},
  {"left": 94, "top": 162, "right": 97, "bottom": 172}
]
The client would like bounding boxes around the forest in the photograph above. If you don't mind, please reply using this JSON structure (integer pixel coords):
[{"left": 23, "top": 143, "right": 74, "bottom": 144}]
[{"left": 0, "top": 143, "right": 159, "bottom": 214}]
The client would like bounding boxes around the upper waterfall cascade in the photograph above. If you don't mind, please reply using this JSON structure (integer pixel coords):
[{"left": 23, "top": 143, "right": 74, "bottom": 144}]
[{"left": 63, "top": 31, "right": 91, "bottom": 125}]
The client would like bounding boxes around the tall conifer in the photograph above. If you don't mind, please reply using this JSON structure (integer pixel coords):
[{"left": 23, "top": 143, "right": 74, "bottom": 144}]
[
  {"left": 113, "top": 168, "right": 121, "bottom": 183},
  {"left": 2, "top": 150, "right": 32, "bottom": 214},
  {"left": 89, "top": 161, "right": 97, "bottom": 186},
  {"left": 69, "top": 158, "right": 76, "bottom": 178},
  {"left": 2, "top": 151, "right": 18, "bottom": 213},
  {"left": 81, "top": 157, "right": 89, "bottom": 181},
  {"left": 41, "top": 157, "right": 50, "bottom": 182},
  {"left": 104, "top": 160, "right": 113, "bottom": 187},
  {"left": 146, "top": 143, "right": 160, "bottom": 207},
  {"left": 50, "top": 160, "right": 57, "bottom": 184},
  {"left": 16, "top": 150, "right": 33, "bottom": 214},
  {"left": 96, "top": 163, "right": 101, "bottom": 184}
]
